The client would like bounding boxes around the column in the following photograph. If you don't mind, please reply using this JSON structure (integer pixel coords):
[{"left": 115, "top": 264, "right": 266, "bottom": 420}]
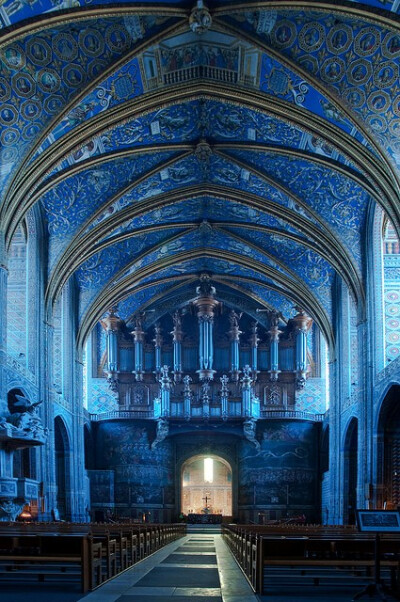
[
  {"left": 249, "top": 321, "right": 260, "bottom": 379},
  {"left": 100, "top": 307, "right": 124, "bottom": 391},
  {"left": 131, "top": 313, "right": 145, "bottom": 382},
  {"left": 159, "top": 365, "right": 171, "bottom": 417},
  {"left": 193, "top": 274, "right": 220, "bottom": 381},
  {"left": 220, "top": 374, "right": 229, "bottom": 421},
  {"left": 152, "top": 322, "right": 163, "bottom": 380},
  {"left": 292, "top": 307, "right": 312, "bottom": 390},
  {"left": 201, "top": 380, "right": 210, "bottom": 419},
  {"left": 0, "top": 263, "right": 7, "bottom": 360},
  {"left": 268, "top": 310, "right": 282, "bottom": 382},
  {"left": 171, "top": 310, "right": 183, "bottom": 383},
  {"left": 183, "top": 375, "right": 192, "bottom": 420},
  {"left": 228, "top": 309, "right": 242, "bottom": 382},
  {"left": 240, "top": 365, "right": 253, "bottom": 417}
]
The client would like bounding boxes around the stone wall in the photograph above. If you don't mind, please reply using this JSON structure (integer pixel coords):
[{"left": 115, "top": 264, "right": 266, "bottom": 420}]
[{"left": 238, "top": 420, "right": 320, "bottom": 523}]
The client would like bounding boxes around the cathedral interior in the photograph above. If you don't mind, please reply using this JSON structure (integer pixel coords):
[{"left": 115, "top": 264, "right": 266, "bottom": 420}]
[{"left": 1, "top": 0, "right": 400, "bottom": 536}]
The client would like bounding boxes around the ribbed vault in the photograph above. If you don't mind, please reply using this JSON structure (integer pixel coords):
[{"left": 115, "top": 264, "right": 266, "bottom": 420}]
[{"left": 1, "top": 0, "right": 399, "bottom": 358}]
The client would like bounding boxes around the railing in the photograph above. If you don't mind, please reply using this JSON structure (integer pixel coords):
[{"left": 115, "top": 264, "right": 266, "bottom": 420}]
[
  {"left": 89, "top": 407, "right": 324, "bottom": 423},
  {"left": 89, "top": 410, "right": 154, "bottom": 421},
  {"left": 163, "top": 64, "right": 238, "bottom": 86},
  {"left": 260, "top": 409, "right": 325, "bottom": 422}
]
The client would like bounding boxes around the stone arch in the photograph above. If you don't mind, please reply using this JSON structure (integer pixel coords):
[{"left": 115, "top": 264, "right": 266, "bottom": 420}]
[
  {"left": 175, "top": 434, "right": 239, "bottom": 521},
  {"left": 180, "top": 453, "right": 233, "bottom": 518},
  {"left": 377, "top": 384, "right": 400, "bottom": 509},
  {"left": 83, "top": 423, "right": 94, "bottom": 470},
  {"left": 343, "top": 417, "right": 358, "bottom": 524},
  {"left": 54, "top": 415, "right": 71, "bottom": 520}
]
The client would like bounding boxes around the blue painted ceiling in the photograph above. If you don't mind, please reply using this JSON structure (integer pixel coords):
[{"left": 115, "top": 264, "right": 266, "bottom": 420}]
[{"left": 1, "top": 0, "right": 400, "bottom": 352}]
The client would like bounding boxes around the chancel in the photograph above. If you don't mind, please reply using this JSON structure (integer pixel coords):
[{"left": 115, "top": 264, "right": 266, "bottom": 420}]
[{"left": 1, "top": 0, "right": 400, "bottom": 600}]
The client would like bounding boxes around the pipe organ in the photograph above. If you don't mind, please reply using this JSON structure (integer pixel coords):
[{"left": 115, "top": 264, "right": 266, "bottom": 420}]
[{"left": 99, "top": 278, "right": 313, "bottom": 420}]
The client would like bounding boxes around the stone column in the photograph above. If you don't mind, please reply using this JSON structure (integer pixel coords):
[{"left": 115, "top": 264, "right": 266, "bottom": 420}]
[
  {"left": 292, "top": 307, "right": 312, "bottom": 390},
  {"left": 241, "top": 365, "right": 253, "bottom": 417},
  {"left": 131, "top": 313, "right": 145, "bottom": 382},
  {"left": 171, "top": 311, "right": 183, "bottom": 383},
  {"left": 201, "top": 380, "right": 210, "bottom": 419},
  {"left": 100, "top": 307, "right": 124, "bottom": 390},
  {"left": 153, "top": 322, "right": 163, "bottom": 380},
  {"left": 0, "top": 263, "right": 7, "bottom": 360},
  {"left": 228, "top": 309, "right": 242, "bottom": 382},
  {"left": 193, "top": 275, "right": 220, "bottom": 381},
  {"left": 268, "top": 311, "right": 282, "bottom": 382},
  {"left": 183, "top": 375, "right": 192, "bottom": 420},
  {"left": 220, "top": 374, "right": 229, "bottom": 421},
  {"left": 159, "top": 365, "right": 171, "bottom": 417},
  {"left": 249, "top": 321, "right": 260, "bottom": 379}
]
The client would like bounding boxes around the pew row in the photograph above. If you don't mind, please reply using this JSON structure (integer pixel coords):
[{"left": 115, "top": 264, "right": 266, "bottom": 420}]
[
  {"left": 222, "top": 524, "right": 400, "bottom": 595},
  {"left": 0, "top": 522, "right": 186, "bottom": 592}
]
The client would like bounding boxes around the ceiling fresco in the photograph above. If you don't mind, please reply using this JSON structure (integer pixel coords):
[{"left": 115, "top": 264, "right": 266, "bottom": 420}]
[{"left": 2, "top": 0, "right": 400, "bottom": 357}]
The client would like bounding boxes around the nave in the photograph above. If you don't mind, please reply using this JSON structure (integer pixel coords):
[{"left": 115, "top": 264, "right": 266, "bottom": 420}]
[
  {"left": 4, "top": 526, "right": 400, "bottom": 602},
  {"left": 77, "top": 529, "right": 255, "bottom": 602},
  {"left": 75, "top": 529, "right": 400, "bottom": 602}
]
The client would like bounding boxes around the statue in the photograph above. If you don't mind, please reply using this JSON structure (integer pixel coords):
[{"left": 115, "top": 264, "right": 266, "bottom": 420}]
[
  {"left": 183, "top": 375, "right": 193, "bottom": 398},
  {"left": 269, "top": 309, "right": 283, "bottom": 328},
  {"left": 243, "top": 417, "right": 260, "bottom": 449},
  {"left": 0, "top": 415, "right": 11, "bottom": 429},
  {"left": 229, "top": 309, "right": 242, "bottom": 329},
  {"left": 151, "top": 418, "right": 169, "bottom": 449},
  {"left": 296, "top": 376, "right": 307, "bottom": 390},
  {"left": 189, "top": 1, "right": 212, "bottom": 34},
  {"left": 196, "top": 273, "right": 216, "bottom": 297},
  {"left": 107, "top": 374, "right": 119, "bottom": 393},
  {"left": 0, "top": 500, "right": 24, "bottom": 521},
  {"left": 220, "top": 374, "right": 229, "bottom": 398},
  {"left": 172, "top": 310, "right": 181, "bottom": 330},
  {"left": 7, "top": 395, "right": 44, "bottom": 434},
  {"left": 134, "top": 312, "right": 145, "bottom": 331}
]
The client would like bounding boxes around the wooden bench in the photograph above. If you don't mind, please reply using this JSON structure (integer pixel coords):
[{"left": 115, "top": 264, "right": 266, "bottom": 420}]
[
  {"left": 0, "top": 522, "right": 186, "bottom": 592},
  {"left": 222, "top": 524, "right": 400, "bottom": 595},
  {"left": 0, "top": 534, "right": 103, "bottom": 592}
]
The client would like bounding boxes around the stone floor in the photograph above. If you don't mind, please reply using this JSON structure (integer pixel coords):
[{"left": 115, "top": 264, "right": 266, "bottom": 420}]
[{"left": 76, "top": 531, "right": 257, "bottom": 602}]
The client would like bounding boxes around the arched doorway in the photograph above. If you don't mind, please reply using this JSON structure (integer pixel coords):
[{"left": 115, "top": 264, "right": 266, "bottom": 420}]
[
  {"left": 343, "top": 418, "right": 358, "bottom": 525},
  {"left": 377, "top": 385, "right": 400, "bottom": 508},
  {"left": 181, "top": 454, "right": 232, "bottom": 517},
  {"left": 320, "top": 425, "right": 329, "bottom": 524},
  {"left": 54, "top": 416, "right": 71, "bottom": 520}
]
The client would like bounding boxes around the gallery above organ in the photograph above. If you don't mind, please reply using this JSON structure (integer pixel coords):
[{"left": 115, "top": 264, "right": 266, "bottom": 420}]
[{"left": 95, "top": 275, "right": 314, "bottom": 422}]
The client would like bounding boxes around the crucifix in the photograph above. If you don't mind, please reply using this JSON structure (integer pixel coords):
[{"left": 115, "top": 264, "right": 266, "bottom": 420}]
[{"left": 202, "top": 492, "right": 212, "bottom": 514}]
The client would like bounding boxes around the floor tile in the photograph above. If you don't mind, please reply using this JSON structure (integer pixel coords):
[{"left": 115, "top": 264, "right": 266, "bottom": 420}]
[
  {"left": 173, "top": 587, "right": 222, "bottom": 596},
  {"left": 162, "top": 553, "right": 217, "bottom": 564},
  {"left": 121, "top": 586, "right": 176, "bottom": 595},
  {"left": 118, "top": 597, "right": 222, "bottom": 602},
  {"left": 134, "top": 566, "right": 221, "bottom": 588}
]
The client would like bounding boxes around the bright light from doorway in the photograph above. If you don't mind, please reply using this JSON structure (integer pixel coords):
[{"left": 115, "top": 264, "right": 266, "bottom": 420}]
[{"left": 204, "top": 457, "right": 213, "bottom": 483}]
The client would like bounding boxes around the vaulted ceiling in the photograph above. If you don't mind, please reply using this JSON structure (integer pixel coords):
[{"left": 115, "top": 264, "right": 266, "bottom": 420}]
[{"left": 1, "top": 0, "right": 399, "bottom": 354}]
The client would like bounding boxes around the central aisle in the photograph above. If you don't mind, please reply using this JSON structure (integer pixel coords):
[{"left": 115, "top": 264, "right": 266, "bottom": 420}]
[{"left": 77, "top": 532, "right": 258, "bottom": 602}]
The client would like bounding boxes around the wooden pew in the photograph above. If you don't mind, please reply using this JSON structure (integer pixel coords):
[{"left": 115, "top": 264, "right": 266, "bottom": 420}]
[
  {"left": 222, "top": 524, "right": 400, "bottom": 595},
  {"left": 0, "top": 522, "right": 186, "bottom": 592},
  {"left": 0, "top": 533, "right": 103, "bottom": 592}
]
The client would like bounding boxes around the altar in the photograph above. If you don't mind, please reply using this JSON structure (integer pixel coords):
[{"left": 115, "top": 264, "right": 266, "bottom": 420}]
[{"left": 187, "top": 513, "right": 223, "bottom": 524}]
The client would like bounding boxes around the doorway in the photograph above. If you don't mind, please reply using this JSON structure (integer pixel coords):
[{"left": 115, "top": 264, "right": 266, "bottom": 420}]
[{"left": 181, "top": 454, "right": 232, "bottom": 516}]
